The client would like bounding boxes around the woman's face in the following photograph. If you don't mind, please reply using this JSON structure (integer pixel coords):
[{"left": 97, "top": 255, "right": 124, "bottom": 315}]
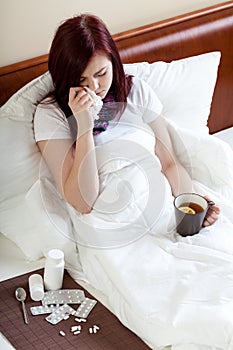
[{"left": 79, "top": 52, "right": 113, "bottom": 99}]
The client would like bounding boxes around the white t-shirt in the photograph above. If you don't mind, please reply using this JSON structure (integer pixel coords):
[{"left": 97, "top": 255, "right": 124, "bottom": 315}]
[{"left": 34, "top": 77, "right": 163, "bottom": 143}]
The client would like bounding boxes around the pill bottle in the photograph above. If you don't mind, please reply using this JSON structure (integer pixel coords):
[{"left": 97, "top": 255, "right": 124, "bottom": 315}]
[
  {"left": 29, "top": 273, "right": 44, "bottom": 301},
  {"left": 44, "top": 249, "right": 65, "bottom": 291}
]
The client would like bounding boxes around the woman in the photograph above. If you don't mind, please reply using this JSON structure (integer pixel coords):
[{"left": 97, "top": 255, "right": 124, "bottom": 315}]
[{"left": 34, "top": 14, "right": 219, "bottom": 227}]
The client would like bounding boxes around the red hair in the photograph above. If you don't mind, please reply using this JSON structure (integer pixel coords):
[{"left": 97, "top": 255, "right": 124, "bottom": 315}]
[{"left": 48, "top": 14, "right": 132, "bottom": 117}]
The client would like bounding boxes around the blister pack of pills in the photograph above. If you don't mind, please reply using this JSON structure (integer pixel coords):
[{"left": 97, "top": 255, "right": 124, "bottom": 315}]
[
  {"left": 30, "top": 304, "right": 60, "bottom": 315},
  {"left": 42, "top": 289, "right": 85, "bottom": 306},
  {"left": 75, "top": 297, "right": 97, "bottom": 318},
  {"left": 45, "top": 304, "right": 76, "bottom": 325}
]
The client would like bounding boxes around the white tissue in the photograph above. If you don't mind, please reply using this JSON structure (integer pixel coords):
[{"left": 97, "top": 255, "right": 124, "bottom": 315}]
[{"left": 84, "top": 87, "right": 103, "bottom": 120}]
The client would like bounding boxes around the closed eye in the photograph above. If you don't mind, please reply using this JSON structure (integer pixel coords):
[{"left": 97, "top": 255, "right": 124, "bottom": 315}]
[
  {"left": 79, "top": 77, "right": 86, "bottom": 83},
  {"left": 96, "top": 70, "right": 107, "bottom": 77},
  {"left": 79, "top": 66, "right": 108, "bottom": 84}
]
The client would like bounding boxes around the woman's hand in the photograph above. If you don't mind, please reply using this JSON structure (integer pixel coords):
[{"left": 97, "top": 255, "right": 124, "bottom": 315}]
[
  {"left": 68, "top": 87, "right": 94, "bottom": 135},
  {"left": 203, "top": 196, "right": 221, "bottom": 227}
]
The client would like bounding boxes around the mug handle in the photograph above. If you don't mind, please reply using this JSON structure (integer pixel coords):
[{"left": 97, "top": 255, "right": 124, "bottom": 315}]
[{"left": 202, "top": 198, "right": 215, "bottom": 227}]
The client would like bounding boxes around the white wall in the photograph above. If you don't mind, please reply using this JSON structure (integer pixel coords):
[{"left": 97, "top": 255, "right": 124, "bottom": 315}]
[{"left": 0, "top": 0, "right": 227, "bottom": 67}]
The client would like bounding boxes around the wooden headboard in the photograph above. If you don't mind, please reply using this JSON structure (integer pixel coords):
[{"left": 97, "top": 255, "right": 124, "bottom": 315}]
[{"left": 0, "top": 1, "right": 233, "bottom": 134}]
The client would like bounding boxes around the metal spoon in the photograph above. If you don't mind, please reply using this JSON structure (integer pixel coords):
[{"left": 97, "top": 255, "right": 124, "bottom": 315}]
[{"left": 15, "top": 287, "right": 29, "bottom": 324}]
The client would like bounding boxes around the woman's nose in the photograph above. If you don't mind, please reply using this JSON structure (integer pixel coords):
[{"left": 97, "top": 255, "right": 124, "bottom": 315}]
[{"left": 88, "top": 78, "right": 99, "bottom": 91}]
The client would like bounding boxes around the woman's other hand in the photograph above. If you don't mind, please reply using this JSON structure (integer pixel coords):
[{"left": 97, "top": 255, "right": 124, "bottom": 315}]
[{"left": 203, "top": 196, "right": 221, "bottom": 226}]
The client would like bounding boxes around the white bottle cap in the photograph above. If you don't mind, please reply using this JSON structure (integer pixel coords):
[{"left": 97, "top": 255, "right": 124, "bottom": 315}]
[
  {"left": 29, "top": 274, "right": 44, "bottom": 301},
  {"left": 47, "top": 249, "right": 64, "bottom": 263}
]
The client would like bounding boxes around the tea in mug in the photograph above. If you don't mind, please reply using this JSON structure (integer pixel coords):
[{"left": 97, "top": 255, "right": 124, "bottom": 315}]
[{"left": 178, "top": 202, "right": 204, "bottom": 215}]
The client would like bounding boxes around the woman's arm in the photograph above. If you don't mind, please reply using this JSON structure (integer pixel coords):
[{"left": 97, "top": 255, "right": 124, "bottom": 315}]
[
  {"left": 149, "top": 116, "right": 220, "bottom": 225},
  {"left": 37, "top": 132, "right": 99, "bottom": 214},
  {"left": 149, "top": 116, "right": 194, "bottom": 197},
  {"left": 37, "top": 87, "right": 99, "bottom": 214}
]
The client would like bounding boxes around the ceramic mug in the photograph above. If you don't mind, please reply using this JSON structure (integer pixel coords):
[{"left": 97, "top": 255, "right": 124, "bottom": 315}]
[{"left": 174, "top": 193, "right": 215, "bottom": 236}]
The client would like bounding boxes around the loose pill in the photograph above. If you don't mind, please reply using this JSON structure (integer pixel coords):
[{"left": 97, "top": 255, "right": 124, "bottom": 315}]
[
  {"left": 59, "top": 331, "right": 66, "bottom": 337},
  {"left": 75, "top": 317, "right": 86, "bottom": 322}
]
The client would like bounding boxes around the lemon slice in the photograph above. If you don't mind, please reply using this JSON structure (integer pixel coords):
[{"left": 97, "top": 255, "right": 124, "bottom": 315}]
[{"left": 178, "top": 206, "right": 195, "bottom": 214}]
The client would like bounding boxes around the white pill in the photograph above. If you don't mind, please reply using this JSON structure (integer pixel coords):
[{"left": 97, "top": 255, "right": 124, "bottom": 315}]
[
  {"left": 73, "top": 331, "right": 81, "bottom": 335},
  {"left": 59, "top": 331, "right": 66, "bottom": 337}
]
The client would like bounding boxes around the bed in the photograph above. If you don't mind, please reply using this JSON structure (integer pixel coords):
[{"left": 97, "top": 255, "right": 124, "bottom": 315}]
[{"left": 1, "top": 2, "right": 233, "bottom": 350}]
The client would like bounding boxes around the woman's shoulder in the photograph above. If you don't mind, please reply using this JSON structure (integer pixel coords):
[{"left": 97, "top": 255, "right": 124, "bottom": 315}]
[
  {"left": 36, "top": 96, "right": 59, "bottom": 111},
  {"left": 128, "top": 76, "right": 158, "bottom": 102},
  {"left": 34, "top": 97, "right": 72, "bottom": 142},
  {"left": 131, "top": 75, "right": 147, "bottom": 88},
  {"left": 35, "top": 97, "right": 66, "bottom": 122},
  {"left": 127, "top": 76, "right": 163, "bottom": 120},
  {"left": 130, "top": 76, "right": 156, "bottom": 96}
]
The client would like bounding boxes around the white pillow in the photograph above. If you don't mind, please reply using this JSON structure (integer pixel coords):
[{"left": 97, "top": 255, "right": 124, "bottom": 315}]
[
  {"left": 124, "top": 51, "right": 221, "bottom": 134},
  {"left": 0, "top": 52, "right": 220, "bottom": 261},
  {"left": 0, "top": 72, "right": 79, "bottom": 264}
]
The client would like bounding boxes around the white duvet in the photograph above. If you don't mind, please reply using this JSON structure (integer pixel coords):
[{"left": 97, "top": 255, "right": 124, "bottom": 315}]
[{"left": 67, "top": 121, "right": 233, "bottom": 350}]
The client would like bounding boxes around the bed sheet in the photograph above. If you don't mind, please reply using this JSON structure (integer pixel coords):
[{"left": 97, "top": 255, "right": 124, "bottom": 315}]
[
  {"left": 67, "top": 124, "right": 233, "bottom": 350},
  {"left": 1, "top": 126, "right": 233, "bottom": 350},
  {"left": 1, "top": 127, "right": 232, "bottom": 280}
]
